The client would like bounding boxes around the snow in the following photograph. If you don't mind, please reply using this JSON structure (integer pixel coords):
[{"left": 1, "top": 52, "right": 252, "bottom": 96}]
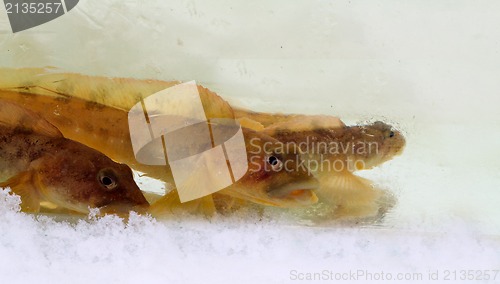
[{"left": 1, "top": 189, "right": 498, "bottom": 284}]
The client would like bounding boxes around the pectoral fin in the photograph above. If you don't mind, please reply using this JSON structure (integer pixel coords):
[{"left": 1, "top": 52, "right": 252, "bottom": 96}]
[
  {"left": 317, "top": 172, "right": 385, "bottom": 218},
  {"left": 0, "top": 172, "right": 40, "bottom": 212}
]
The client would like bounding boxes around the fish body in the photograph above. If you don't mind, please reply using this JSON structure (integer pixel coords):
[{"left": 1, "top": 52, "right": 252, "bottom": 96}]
[
  {"left": 0, "top": 88, "right": 169, "bottom": 182},
  {"left": 0, "top": 68, "right": 319, "bottom": 213},
  {"left": 0, "top": 101, "right": 149, "bottom": 214},
  {"left": 0, "top": 67, "right": 234, "bottom": 182},
  {"left": 244, "top": 114, "right": 406, "bottom": 218},
  {"left": 0, "top": 67, "right": 233, "bottom": 115},
  {"left": 263, "top": 117, "right": 405, "bottom": 172},
  {"left": 148, "top": 124, "right": 319, "bottom": 218}
]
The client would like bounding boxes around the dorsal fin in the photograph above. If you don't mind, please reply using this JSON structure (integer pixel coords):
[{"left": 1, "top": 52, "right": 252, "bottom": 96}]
[
  {"left": 263, "top": 115, "right": 345, "bottom": 135},
  {"left": 0, "top": 100, "right": 62, "bottom": 137},
  {"left": 233, "top": 107, "right": 300, "bottom": 127}
]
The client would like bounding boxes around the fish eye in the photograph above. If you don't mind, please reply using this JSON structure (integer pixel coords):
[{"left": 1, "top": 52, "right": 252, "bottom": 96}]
[
  {"left": 98, "top": 169, "right": 118, "bottom": 190},
  {"left": 267, "top": 155, "right": 283, "bottom": 171}
]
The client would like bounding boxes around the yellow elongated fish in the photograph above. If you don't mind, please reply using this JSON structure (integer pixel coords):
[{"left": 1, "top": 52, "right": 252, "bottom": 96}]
[
  {"left": 247, "top": 114, "right": 406, "bottom": 218},
  {"left": 0, "top": 100, "right": 149, "bottom": 214},
  {"left": 0, "top": 67, "right": 231, "bottom": 115},
  {"left": 0, "top": 68, "right": 319, "bottom": 214}
]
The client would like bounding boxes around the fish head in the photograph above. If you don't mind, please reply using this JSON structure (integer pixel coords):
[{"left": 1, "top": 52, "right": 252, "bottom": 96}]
[
  {"left": 354, "top": 121, "right": 406, "bottom": 170},
  {"left": 35, "top": 141, "right": 149, "bottom": 214},
  {"left": 220, "top": 128, "right": 319, "bottom": 208}
]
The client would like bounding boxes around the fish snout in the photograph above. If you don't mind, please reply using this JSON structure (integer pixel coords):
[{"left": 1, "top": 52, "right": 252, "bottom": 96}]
[
  {"left": 122, "top": 182, "right": 150, "bottom": 207},
  {"left": 97, "top": 187, "right": 150, "bottom": 215},
  {"left": 384, "top": 128, "right": 406, "bottom": 156},
  {"left": 130, "top": 191, "right": 150, "bottom": 206}
]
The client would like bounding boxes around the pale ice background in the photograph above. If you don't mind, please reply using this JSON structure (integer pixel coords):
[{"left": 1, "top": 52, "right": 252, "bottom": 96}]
[{"left": 0, "top": 1, "right": 499, "bottom": 283}]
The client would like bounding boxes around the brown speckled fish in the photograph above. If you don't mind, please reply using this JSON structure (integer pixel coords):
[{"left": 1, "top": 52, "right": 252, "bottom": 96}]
[
  {"left": 148, "top": 126, "right": 319, "bottom": 218},
  {"left": 0, "top": 100, "right": 149, "bottom": 214},
  {"left": 239, "top": 113, "right": 406, "bottom": 218}
]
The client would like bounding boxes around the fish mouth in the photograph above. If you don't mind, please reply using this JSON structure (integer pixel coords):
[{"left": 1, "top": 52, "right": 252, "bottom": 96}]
[{"left": 266, "top": 180, "right": 319, "bottom": 207}]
